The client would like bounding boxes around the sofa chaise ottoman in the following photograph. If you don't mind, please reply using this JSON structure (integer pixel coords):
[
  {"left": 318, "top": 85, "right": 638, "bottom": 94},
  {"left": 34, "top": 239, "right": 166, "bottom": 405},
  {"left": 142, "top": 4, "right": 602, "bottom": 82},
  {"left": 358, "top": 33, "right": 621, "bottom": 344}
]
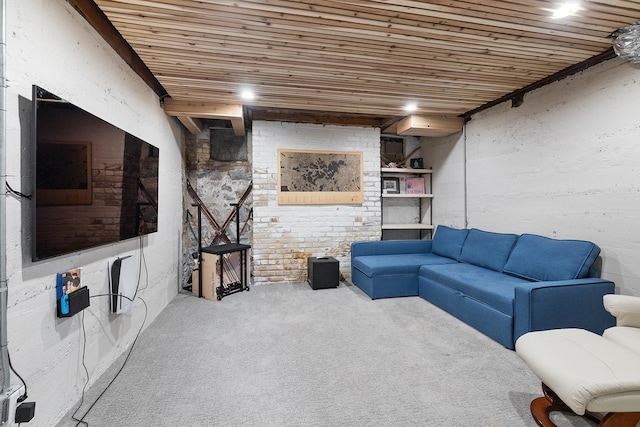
[{"left": 350, "top": 226, "right": 616, "bottom": 349}]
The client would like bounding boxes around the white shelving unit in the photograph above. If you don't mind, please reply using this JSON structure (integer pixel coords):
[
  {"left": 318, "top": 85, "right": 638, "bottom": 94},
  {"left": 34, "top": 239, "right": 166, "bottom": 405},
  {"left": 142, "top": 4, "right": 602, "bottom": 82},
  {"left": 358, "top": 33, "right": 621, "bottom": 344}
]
[{"left": 381, "top": 167, "right": 433, "bottom": 239}]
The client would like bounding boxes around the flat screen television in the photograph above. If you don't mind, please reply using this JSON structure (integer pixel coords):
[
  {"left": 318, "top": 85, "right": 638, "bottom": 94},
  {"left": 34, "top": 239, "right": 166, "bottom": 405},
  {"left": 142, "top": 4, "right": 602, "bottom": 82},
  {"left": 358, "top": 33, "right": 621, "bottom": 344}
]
[{"left": 32, "top": 85, "right": 159, "bottom": 261}]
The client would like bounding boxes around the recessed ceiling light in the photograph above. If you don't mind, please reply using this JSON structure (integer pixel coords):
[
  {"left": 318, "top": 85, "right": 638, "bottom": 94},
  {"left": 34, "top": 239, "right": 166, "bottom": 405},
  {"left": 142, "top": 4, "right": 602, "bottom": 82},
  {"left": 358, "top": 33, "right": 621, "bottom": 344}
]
[
  {"left": 240, "top": 89, "right": 255, "bottom": 101},
  {"left": 551, "top": 2, "right": 581, "bottom": 19},
  {"left": 404, "top": 103, "right": 417, "bottom": 113}
]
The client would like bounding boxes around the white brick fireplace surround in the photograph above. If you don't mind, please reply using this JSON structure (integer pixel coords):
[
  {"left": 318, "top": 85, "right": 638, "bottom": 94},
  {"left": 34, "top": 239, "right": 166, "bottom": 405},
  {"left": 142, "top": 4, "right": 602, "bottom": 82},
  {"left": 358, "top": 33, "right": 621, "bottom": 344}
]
[{"left": 251, "top": 121, "right": 381, "bottom": 283}]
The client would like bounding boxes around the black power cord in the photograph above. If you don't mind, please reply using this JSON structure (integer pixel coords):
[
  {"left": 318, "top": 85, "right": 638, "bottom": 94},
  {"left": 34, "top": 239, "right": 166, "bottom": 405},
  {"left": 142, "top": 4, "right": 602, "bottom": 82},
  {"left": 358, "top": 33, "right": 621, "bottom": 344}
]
[
  {"left": 71, "top": 239, "right": 149, "bottom": 426},
  {"left": 70, "top": 294, "right": 148, "bottom": 427},
  {"left": 70, "top": 309, "right": 90, "bottom": 427},
  {"left": 7, "top": 352, "right": 28, "bottom": 402},
  {"left": 136, "top": 236, "right": 149, "bottom": 293},
  {"left": 5, "top": 182, "right": 32, "bottom": 200}
]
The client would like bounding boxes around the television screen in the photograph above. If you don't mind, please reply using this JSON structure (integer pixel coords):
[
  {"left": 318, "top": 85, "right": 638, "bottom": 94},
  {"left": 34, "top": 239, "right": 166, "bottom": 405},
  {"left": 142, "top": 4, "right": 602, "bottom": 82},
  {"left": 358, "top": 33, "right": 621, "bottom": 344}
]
[{"left": 32, "top": 85, "right": 159, "bottom": 261}]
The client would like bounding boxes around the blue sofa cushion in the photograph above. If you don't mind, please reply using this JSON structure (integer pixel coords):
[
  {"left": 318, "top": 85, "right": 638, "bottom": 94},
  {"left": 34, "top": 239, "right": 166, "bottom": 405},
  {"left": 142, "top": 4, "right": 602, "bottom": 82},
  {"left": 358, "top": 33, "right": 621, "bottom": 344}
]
[
  {"left": 459, "top": 228, "right": 518, "bottom": 272},
  {"left": 353, "top": 253, "right": 457, "bottom": 277},
  {"left": 419, "top": 263, "right": 528, "bottom": 316},
  {"left": 431, "top": 225, "right": 468, "bottom": 260},
  {"left": 503, "top": 234, "right": 601, "bottom": 281}
]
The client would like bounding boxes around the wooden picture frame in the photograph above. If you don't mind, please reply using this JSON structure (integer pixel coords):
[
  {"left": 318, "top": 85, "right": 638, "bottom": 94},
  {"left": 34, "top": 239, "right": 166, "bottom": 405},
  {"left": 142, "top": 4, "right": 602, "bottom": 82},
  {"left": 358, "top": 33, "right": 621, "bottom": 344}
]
[
  {"left": 382, "top": 177, "right": 400, "bottom": 194},
  {"left": 278, "top": 148, "right": 363, "bottom": 205},
  {"left": 36, "top": 141, "right": 92, "bottom": 205}
]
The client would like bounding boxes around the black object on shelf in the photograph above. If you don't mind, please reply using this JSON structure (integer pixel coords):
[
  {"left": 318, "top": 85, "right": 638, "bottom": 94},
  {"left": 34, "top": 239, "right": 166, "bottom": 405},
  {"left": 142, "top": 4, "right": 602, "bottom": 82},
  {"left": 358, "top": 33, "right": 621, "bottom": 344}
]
[
  {"left": 410, "top": 157, "right": 424, "bottom": 169},
  {"left": 307, "top": 257, "right": 340, "bottom": 290}
]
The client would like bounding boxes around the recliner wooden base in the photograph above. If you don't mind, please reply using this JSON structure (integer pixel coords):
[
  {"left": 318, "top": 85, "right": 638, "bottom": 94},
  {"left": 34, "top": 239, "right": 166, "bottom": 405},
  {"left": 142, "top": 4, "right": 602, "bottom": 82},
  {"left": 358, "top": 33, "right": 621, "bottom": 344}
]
[{"left": 531, "top": 383, "right": 640, "bottom": 427}]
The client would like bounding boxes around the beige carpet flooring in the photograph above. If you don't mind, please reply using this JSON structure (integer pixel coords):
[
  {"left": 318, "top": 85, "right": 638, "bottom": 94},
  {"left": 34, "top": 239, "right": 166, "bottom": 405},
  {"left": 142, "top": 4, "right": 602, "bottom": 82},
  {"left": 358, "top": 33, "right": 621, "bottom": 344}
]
[{"left": 56, "top": 281, "right": 597, "bottom": 427}]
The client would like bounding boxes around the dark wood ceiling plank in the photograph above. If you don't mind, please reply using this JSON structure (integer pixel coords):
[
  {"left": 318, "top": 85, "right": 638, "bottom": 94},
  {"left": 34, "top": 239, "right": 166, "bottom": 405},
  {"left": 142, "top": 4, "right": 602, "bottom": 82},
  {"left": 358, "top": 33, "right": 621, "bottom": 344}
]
[{"left": 68, "top": 0, "right": 167, "bottom": 97}]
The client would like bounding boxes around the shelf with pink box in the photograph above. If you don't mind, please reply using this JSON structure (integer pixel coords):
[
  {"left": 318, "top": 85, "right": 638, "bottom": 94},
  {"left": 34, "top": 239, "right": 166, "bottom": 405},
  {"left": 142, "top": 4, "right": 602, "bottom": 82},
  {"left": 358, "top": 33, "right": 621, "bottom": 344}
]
[
  {"left": 405, "top": 176, "right": 425, "bottom": 194},
  {"left": 380, "top": 167, "right": 433, "bottom": 240}
]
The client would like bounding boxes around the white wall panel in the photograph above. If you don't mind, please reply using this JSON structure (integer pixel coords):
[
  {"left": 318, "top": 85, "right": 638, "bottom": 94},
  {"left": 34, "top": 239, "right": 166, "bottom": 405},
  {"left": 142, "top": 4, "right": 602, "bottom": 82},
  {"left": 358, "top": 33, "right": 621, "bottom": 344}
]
[
  {"left": 423, "top": 59, "right": 640, "bottom": 295},
  {"left": 4, "top": 1, "right": 184, "bottom": 425}
]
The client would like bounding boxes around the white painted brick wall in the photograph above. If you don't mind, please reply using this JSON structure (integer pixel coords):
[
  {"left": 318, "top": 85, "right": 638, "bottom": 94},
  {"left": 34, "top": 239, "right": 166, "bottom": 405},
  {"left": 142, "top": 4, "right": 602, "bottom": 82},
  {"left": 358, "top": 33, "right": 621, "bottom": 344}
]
[
  {"left": 5, "top": 1, "right": 184, "bottom": 425},
  {"left": 252, "top": 121, "right": 381, "bottom": 283},
  {"left": 423, "top": 59, "right": 640, "bottom": 295}
]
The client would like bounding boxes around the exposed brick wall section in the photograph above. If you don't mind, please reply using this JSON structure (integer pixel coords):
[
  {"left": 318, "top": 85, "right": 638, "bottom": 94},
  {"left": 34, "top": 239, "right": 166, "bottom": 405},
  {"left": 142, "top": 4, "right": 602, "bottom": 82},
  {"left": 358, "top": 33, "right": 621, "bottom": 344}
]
[{"left": 252, "top": 121, "right": 381, "bottom": 283}]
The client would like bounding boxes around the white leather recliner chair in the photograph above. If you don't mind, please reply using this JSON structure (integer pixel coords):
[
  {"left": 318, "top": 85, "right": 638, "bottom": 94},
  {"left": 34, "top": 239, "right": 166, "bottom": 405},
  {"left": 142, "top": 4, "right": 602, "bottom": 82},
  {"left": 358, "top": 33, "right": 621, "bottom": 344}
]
[{"left": 516, "top": 294, "right": 640, "bottom": 427}]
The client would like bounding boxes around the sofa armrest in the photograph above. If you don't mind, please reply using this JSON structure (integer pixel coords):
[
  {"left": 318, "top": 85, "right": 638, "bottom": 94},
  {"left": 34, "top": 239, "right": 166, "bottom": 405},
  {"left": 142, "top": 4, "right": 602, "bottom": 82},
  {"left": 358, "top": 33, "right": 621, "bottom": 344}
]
[
  {"left": 513, "top": 278, "right": 616, "bottom": 344},
  {"left": 603, "top": 294, "right": 640, "bottom": 328},
  {"left": 351, "top": 239, "right": 433, "bottom": 259}
]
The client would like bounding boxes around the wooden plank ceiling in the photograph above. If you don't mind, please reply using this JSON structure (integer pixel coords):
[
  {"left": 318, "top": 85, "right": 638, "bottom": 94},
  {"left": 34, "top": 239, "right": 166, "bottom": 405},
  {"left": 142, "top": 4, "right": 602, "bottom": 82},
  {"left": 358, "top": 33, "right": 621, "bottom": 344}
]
[{"left": 86, "top": 0, "right": 640, "bottom": 134}]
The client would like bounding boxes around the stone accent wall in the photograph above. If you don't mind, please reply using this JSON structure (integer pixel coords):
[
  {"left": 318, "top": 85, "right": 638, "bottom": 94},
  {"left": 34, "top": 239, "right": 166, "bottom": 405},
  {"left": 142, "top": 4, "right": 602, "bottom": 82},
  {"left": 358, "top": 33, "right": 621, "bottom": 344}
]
[
  {"left": 182, "top": 127, "right": 252, "bottom": 286},
  {"left": 252, "top": 121, "right": 381, "bottom": 283}
]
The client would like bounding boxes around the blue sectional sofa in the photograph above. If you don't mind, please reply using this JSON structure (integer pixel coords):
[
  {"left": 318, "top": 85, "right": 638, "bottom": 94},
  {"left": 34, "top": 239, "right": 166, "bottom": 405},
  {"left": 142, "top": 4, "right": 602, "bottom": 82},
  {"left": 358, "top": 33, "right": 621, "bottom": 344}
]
[{"left": 350, "top": 226, "right": 616, "bottom": 349}]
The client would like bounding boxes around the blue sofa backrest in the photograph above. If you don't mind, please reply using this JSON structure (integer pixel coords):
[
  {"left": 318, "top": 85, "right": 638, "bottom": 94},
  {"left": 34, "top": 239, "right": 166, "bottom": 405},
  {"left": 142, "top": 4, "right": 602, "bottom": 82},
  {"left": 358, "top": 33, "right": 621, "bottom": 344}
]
[
  {"left": 432, "top": 225, "right": 468, "bottom": 260},
  {"left": 503, "top": 234, "right": 601, "bottom": 281},
  {"left": 432, "top": 226, "right": 602, "bottom": 281},
  {"left": 459, "top": 229, "right": 519, "bottom": 272}
]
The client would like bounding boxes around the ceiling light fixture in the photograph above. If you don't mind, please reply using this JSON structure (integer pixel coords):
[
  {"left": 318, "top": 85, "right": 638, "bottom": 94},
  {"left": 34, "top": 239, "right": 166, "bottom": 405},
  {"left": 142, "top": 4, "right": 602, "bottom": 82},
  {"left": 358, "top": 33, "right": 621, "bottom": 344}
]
[
  {"left": 404, "top": 103, "right": 417, "bottom": 113},
  {"left": 610, "top": 21, "right": 640, "bottom": 64},
  {"left": 240, "top": 89, "right": 255, "bottom": 101},
  {"left": 551, "top": 2, "right": 581, "bottom": 19}
]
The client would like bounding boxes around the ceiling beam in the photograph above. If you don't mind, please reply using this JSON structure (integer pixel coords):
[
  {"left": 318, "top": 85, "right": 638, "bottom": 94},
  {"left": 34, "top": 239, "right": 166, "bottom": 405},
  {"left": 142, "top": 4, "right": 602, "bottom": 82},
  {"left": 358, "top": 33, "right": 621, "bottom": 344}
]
[
  {"left": 163, "top": 99, "right": 245, "bottom": 136},
  {"left": 67, "top": 0, "right": 167, "bottom": 98},
  {"left": 176, "top": 116, "right": 203, "bottom": 135},
  {"left": 463, "top": 48, "right": 617, "bottom": 119},
  {"left": 249, "top": 108, "right": 389, "bottom": 127},
  {"left": 380, "top": 116, "right": 406, "bottom": 135},
  {"left": 229, "top": 117, "right": 246, "bottom": 137},
  {"left": 396, "top": 115, "right": 465, "bottom": 137}
]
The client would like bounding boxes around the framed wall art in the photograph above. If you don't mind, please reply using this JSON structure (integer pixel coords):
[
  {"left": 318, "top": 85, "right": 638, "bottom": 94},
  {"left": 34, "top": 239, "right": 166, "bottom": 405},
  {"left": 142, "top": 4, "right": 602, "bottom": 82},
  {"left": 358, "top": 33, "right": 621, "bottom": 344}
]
[
  {"left": 278, "top": 148, "right": 363, "bottom": 205},
  {"left": 382, "top": 177, "right": 400, "bottom": 194}
]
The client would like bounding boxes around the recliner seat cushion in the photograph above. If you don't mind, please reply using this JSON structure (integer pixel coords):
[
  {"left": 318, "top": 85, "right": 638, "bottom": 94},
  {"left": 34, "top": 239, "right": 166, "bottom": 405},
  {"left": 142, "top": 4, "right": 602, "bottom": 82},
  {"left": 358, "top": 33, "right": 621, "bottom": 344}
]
[
  {"left": 431, "top": 225, "right": 468, "bottom": 260},
  {"left": 419, "top": 263, "right": 528, "bottom": 316},
  {"left": 459, "top": 228, "right": 518, "bottom": 272},
  {"left": 503, "top": 234, "right": 601, "bottom": 281},
  {"left": 603, "top": 326, "right": 640, "bottom": 355}
]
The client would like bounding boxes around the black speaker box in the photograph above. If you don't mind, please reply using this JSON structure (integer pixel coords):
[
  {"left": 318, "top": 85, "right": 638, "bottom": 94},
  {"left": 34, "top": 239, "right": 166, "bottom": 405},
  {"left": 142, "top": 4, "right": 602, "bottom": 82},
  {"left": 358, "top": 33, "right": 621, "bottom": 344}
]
[{"left": 307, "top": 257, "right": 339, "bottom": 290}]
